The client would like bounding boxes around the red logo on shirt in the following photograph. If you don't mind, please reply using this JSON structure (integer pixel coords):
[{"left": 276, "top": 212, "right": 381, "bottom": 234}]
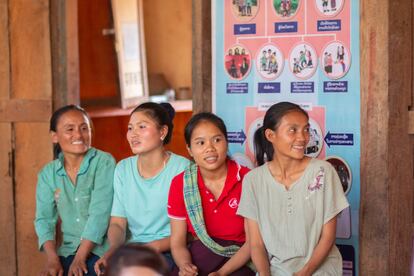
[{"left": 228, "top": 198, "right": 238, "bottom": 208}]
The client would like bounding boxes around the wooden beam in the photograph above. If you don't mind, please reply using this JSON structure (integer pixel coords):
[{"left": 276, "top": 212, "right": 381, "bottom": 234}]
[
  {"left": 0, "top": 124, "right": 16, "bottom": 276},
  {"left": 360, "top": 0, "right": 413, "bottom": 274},
  {"left": 0, "top": 2, "right": 16, "bottom": 274},
  {"left": 0, "top": 99, "right": 51, "bottom": 122},
  {"left": 192, "top": 0, "right": 212, "bottom": 113},
  {"left": 50, "top": 0, "right": 80, "bottom": 109}
]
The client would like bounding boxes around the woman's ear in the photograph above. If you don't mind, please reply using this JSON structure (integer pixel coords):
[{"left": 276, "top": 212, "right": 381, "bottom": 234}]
[
  {"left": 186, "top": 145, "right": 193, "bottom": 158},
  {"left": 160, "top": 125, "right": 168, "bottom": 141},
  {"left": 50, "top": 131, "right": 58, "bottom": 144},
  {"left": 264, "top": 128, "right": 274, "bottom": 143}
]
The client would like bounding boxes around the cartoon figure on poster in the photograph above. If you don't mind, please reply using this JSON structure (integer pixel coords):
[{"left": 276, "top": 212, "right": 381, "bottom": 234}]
[
  {"left": 231, "top": 0, "right": 259, "bottom": 21},
  {"left": 305, "top": 117, "right": 323, "bottom": 158},
  {"left": 224, "top": 44, "right": 251, "bottom": 80},
  {"left": 325, "top": 156, "right": 352, "bottom": 194},
  {"left": 315, "top": 0, "right": 344, "bottom": 17},
  {"left": 321, "top": 41, "right": 351, "bottom": 79},
  {"left": 273, "top": 0, "right": 300, "bottom": 18},
  {"left": 256, "top": 44, "right": 284, "bottom": 80},
  {"left": 289, "top": 42, "right": 318, "bottom": 80}
]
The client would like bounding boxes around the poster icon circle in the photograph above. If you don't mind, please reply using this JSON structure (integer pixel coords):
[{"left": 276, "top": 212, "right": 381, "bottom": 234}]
[
  {"left": 288, "top": 42, "right": 318, "bottom": 80},
  {"left": 320, "top": 40, "right": 351, "bottom": 80},
  {"left": 224, "top": 44, "right": 252, "bottom": 80},
  {"left": 231, "top": 0, "right": 260, "bottom": 22},
  {"left": 256, "top": 43, "right": 284, "bottom": 80}
]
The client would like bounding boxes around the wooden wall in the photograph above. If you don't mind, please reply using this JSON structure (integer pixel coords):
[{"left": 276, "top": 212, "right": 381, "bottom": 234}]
[
  {"left": 143, "top": 0, "right": 192, "bottom": 93},
  {"left": 0, "top": 0, "right": 53, "bottom": 275},
  {"left": 78, "top": 0, "right": 119, "bottom": 104}
]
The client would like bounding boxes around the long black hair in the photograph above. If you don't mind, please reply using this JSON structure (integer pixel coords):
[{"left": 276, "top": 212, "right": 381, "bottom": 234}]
[
  {"left": 254, "top": 102, "right": 308, "bottom": 166},
  {"left": 131, "top": 102, "right": 175, "bottom": 145},
  {"left": 50, "top": 104, "right": 92, "bottom": 159}
]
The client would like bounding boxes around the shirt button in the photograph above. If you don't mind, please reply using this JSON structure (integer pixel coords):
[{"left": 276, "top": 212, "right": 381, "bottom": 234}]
[
  {"left": 75, "top": 198, "right": 78, "bottom": 202},
  {"left": 209, "top": 198, "right": 214, "bottom": 202},
  {"left": 76, "top": 218, "right": 80, "bottom": 222},
  {"left": 287, "top": 209, "right": 292, "bottom": 214},
  {"left": 213, "top": 210, "right": 217, "bottom": 213}
]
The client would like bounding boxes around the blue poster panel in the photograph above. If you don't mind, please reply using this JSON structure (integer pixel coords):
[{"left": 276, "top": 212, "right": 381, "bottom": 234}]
[{"left": 213, "top": 0, "right": 360, "bottom": 274}]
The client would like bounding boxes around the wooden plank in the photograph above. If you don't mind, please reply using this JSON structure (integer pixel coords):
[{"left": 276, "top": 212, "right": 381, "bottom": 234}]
[
  {"left": 50, "top": 0, "right": 80, "bottom": 109},
  {"left": 192, "top": 0, "right": 211, "bottom": 113},
  {"left": 15, "top": 123, "right": 52, "bottom": 275},
  {"left": 360, "top": 0, "right": 413, "bottom": 274},
  {"left": 0, "top": 124, "right": 16, "bottom": 275},
  {"left": 0, "top": 99, "right": 51, "bottom": 122},
  {"left": 10, "top": 0, "right": 51, "bottom": 99},
  {"left": 0, "top": 1, "right": 9, "bottom": 99},
  {"left": 0, "top": 0, "right": 16, "bottom": 275},
  {"left": 360, "top": 1, "right": 390, "bottom": 273},
  {"left": 9, "top": 0, "right": 53, "bottom": 274},
  {"left": 387, "top": 0, "right": 413, "bottom": 273}
]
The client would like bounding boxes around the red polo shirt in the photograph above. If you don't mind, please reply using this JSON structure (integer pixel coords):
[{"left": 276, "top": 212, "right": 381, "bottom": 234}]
[{"left": 168, "top": 159, "right": 249, "bottom": 243}]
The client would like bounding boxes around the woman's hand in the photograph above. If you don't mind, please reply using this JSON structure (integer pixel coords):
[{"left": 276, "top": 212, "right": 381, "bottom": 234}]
[
  {"left": 67, "top": 256, "right": 88, "bottom": 276},
  {"left": 39, "top": 255, "right": 63, "bottom": 276},
  {"left": 178, "top": 263, "right": 198, "bottom": 276},
  {"left": 94, "top": 256, "right": 107, "bottom": 276},
  {"left": 94, "top": 249, "right": 115, "bottom": 276}
]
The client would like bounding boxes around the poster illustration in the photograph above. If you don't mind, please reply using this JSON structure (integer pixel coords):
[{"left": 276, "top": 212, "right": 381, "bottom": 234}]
[{"left": 213, "top": 0, "right": 360, "bottom": 275}]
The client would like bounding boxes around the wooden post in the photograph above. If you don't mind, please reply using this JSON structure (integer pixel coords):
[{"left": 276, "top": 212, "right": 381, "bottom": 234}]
[
  {"left": 360, "top": 0, "right": 413, "bottom": 274},
  {"left": 192, "top": 0, "right": 212, "bottom": 113},
  {"left": 50, "top": 0, "right": 80, "bottom": 109},
  {"left": 0, "top": 1, "right": 17, "bottom": 274}
]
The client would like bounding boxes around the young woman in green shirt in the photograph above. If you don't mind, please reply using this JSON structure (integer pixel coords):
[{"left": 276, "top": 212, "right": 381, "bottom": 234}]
[{"left": 35, "top": 105, "right": 116, "bottom": 276}]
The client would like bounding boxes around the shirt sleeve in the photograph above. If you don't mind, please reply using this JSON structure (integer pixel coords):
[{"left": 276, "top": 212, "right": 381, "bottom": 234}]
[
  {"left": 34, "top": 168, "right": 58, "bottom": 250},
  {"left": 167, "top": 173, "right": 187, "bottom": 220},
  {"left": 236, "top": 172, "right": 258, "bottom": 221},
  {"left": 111, "top": 163, "right": 127, "bottom": 218},
  {"left": 323, "top": 163, "right": 350, "bottom": 224},
  {"left": 81, "top": 154, "right": 116, "bottom": 244}
]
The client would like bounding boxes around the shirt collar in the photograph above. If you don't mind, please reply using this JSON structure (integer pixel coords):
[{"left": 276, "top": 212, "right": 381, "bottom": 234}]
[
  {"left": 197, "top": 159, "right": 242, "bottom": 192},
  {"left": 56, "top": 148, "right": 97, "bottom": 176}
]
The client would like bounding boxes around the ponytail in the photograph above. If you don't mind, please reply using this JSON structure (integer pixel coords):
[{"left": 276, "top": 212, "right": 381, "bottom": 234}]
[{"left": 254, "top": 126, "right": 274, "bottom": 166}]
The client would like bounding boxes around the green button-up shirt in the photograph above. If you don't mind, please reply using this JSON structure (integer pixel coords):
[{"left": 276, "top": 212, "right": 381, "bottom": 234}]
[{"left": 34, "top": 148, "right": 115, "bottom": 257}]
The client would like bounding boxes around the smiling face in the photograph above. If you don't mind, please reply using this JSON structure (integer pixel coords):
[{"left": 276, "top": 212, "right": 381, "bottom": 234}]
[
  {"left": 187, "top": 120, "right": 228, "bottom": 173},
  {"left": 127, "top": 111, "right": 167, "bottom": 155},
  {"left": 265, "top": 111, "right": 310, "bottom": 160},
  {"left": 51, "top": 110, "right": 91, "bottom": 157}
]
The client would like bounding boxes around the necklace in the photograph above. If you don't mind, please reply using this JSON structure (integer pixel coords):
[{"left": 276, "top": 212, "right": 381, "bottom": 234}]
[{"left": 138, "top": 152, "right": 170, "bottom": 178}]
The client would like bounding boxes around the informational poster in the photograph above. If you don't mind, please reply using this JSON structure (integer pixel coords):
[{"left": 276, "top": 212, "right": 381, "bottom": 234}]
[{"left": 213, "top": 0, "right": 360, "bottom": 275}]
